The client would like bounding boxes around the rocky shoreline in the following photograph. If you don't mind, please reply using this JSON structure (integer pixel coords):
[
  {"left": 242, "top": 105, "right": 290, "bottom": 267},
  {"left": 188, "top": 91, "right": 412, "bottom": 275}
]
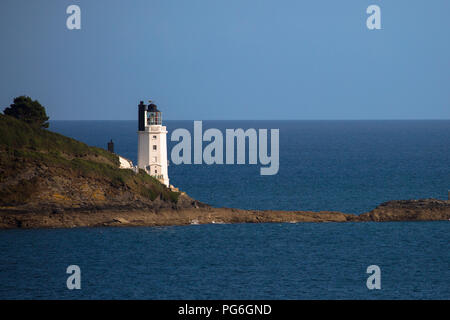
[
  {"left": 0, "top": 199, "right": 448, "bottom": 229},
  {"left": 0, "top": 113, "right": 196, "bottom": 227},
  {"left": 1, "top": 115, "right": 449, "bottom": 230}
]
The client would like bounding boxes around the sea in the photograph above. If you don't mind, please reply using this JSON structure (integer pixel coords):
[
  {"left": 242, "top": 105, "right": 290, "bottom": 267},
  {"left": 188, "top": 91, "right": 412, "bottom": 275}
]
[{"left": 0, "top": 120, "right": 449, "bottom": 299}]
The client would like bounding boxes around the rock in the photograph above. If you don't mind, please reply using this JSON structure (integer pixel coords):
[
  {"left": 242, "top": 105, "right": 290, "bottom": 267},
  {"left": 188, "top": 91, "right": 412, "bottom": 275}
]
[{"left": 112, "top": 217, "right": 129, "bottom": 224}]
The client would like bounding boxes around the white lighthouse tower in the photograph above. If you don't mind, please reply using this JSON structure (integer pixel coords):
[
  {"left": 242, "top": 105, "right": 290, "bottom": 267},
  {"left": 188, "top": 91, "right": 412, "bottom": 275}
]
[{"left": 137, "top": 100, "right": 169, "bottom": 187}]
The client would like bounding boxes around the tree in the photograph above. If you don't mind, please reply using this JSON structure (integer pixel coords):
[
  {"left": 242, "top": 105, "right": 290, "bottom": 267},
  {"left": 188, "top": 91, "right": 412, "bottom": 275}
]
[{"left": 3, "top": 96, "right": 49, "bottom": 128}]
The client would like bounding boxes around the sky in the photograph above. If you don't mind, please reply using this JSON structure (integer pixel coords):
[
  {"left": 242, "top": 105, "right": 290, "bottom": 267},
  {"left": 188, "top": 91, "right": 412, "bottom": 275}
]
[{"left": 0, "top": 0, "right": 449, "bottom": 120}]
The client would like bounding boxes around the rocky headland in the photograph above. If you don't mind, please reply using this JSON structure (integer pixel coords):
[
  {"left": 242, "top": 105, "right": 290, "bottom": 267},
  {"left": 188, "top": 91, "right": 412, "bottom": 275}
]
[{"left": 0, "top": 114, "right": 449, "bottom": 229}]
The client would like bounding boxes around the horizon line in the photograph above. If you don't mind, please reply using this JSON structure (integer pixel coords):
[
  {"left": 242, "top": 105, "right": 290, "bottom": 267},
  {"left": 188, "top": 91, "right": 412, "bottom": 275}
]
[{"left": 49, "top": 118, "right": 450, "bottom": 121}]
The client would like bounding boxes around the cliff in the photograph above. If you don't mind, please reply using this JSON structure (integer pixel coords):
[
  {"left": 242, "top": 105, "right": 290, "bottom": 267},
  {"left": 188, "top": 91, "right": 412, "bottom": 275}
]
[{"left": 0, "top": 114, "right": 199, "bottom": 215}]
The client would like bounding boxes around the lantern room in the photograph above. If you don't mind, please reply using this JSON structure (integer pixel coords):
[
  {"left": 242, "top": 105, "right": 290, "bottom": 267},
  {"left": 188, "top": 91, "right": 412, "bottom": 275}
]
[{"left": 147, "top": 103, "right": 162, "bottom": 125}]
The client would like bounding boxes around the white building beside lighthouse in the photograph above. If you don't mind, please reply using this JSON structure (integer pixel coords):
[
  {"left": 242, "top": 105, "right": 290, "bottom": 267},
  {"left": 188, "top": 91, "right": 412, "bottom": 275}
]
[{"left": 137, "top": 101, "right": 169, "bottom": 187}]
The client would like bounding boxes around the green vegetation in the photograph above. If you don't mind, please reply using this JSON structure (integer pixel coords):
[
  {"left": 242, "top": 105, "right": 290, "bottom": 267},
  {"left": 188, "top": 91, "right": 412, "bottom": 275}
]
[
  {"left": 3, "top": 96, "right": 50, "bottom": 128},
  {"left": 0, "top": 113, "right": 118, "bottom": 165},
  {"left": 0, "top": 113, "right": 179, "bottom": 205}
]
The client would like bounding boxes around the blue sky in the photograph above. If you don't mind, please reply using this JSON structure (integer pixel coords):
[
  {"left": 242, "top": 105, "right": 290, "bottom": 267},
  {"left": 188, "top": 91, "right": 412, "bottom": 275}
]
[{"left": 0, "top": 0, "right": 449, "bottom": 120}]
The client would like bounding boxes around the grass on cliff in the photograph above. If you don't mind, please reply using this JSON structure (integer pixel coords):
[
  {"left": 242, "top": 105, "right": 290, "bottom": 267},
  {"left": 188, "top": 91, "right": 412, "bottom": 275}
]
[
  {"left": 0, "top": 114, "right": 119, "bottom": 165},
  {"left": 0, "top": 114, "right": 179, "bottom": 204}
]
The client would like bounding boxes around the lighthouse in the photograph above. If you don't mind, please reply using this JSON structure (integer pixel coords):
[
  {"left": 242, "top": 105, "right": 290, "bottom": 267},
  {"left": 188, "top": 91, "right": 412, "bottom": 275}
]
[{"left": 137, "top": 100, "right": 169, "bottom": 187}]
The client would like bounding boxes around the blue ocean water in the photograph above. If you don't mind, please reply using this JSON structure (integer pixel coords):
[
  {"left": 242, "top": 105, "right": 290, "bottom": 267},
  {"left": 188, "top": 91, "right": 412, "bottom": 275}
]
[
  {"left": 0, "top": 120, "right": 449, "bottom": 299},
  {"left": 0, "top": 222, "right": 449, "bottom": 299}
]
